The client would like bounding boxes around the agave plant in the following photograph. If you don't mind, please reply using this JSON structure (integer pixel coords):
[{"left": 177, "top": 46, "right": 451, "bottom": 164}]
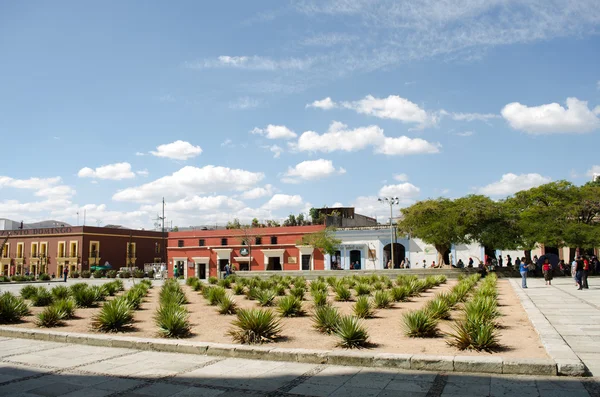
[
  {"left": 402, "top": 310, "right": 439, "bottom": 337},
  {"left": 185, "top": 277, "right": 199, "bottom": 286},
  {"left": 312, "top": 305, "right": 340, "bottom": 334},
  {"left": 334, "top": 315, "right": 369, "bottom": 349},
  {"left": 256, "top": 289, "right": 277, "bottom": 307},
  {"left": 274, "top": 284, "right": 287, "bottom": 296},
  {"left": 311, "top": 290, "right": 328, "bottom": 307},
  {"left": 228, "top": 308, "right": 282, "bottom": 344},
  {"left": 310, "top": 281, "right": 328, "bottom": 294},
  {"left": 334, "top": 285, "right": 352, "bottom": 302},
  {"left": 155, "top": 303, "right": 191, "bottom": 338},
  {"left": 354, "top": 283, "right": 371, "bottom": 296},
  {"left": 123, "top": 287, "right": 145, "bottom": 310},
  {"left": 353, "top": 296, "right": 375, "bottom": 319},
  {"left": 289, "top": 287, "right": 306, "bottom": 301},
  {"left": 373, "top": 290, "right": 392, "bottom": 309},
  {"left": 277, "top": 296, "right": 304, "bottom": 317},
  {"left": 245, "top": 286, "right": 259, "bottom": 301},
  {"left": 447, "top": 318, "right": 499, "bottom": 351},
  {"left": 20, "top": 285, "right": 38, "bottom": 300},
  {"left": 0, "top": 292, "right": 31, "bottom": 323},
  {"left": 232, "top": 284, "right": 245, "bottom": 296},
  {"left": 72, "top": 287, "right": 98, "bottom": 308},
  {"left": 36, "top": 305, "right": 66, "bottom": 328},
  {"left": 52, "top": 298, "right": 76, "bottom": 319},
  {"left": 424, "top": 298, "right": 452, "bottom": 320},
  {"left": 217, "top": 294, "right": 238, "bottom": 315},
  {"left": 89, "top": 285, "right": 108, "bottom": 302},
  {"left": 92, "top": 297, "right": 134, "bottom": 332},
  {"left": 208, "top": 276, "right": 218, "bottom": 285},
  {"left": 390, "top": 286, "right": 409, "bottom": 302},
  {"left": 101, "top": 282, "right": 119, "bottom": 297},
  {"left": 206, "top": 287, "right": 226, "bottom": 306},
  {"left": 463, "top": 297, "right": 500, "bottom": 324},
  {"left": 218, "top": 278, "right": 232, "bottom": 289},
  {"left": 30, "top": 287, "right": 53, "bottom": 307}
]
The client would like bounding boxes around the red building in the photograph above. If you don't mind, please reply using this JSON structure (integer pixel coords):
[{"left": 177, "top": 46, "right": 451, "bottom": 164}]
[
  {"left": 167, "top": 225, "right": 326, "bottom": 279},
  {"left": 0, "top": 226, "right": 164, "bottom": 277}
]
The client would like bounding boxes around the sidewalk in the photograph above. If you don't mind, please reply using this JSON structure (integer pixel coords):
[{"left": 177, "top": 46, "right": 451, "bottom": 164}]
[{"left": 510, "top": 276, "right": 600, "bottom": 376}]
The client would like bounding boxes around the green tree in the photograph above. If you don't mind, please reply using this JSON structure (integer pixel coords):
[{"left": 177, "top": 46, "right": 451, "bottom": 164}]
[
  {"left": 297, "top": 213, "right": 305, "bottom": 226},
  {"left": 283, "top": 214, "right": 297, "bottom": 227},
  {"left": 226, "top": 218, "right": 242, "bottom": 230},
  {"left": 238, "top": 227, "right": 262, "bottom": 270},
  {"left": 309, "top": 207, "right": 325, "bottom": 225},
  {"left": 251, "top": 218, "right": 260, "bottom": 228},
  {"left": 299, "top": 228, "right": 341, "bottom": 256}
]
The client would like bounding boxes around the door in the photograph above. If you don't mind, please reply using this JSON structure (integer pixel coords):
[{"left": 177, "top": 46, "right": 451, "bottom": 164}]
[
  {"left": 267, "top": 257, "right": 282, "bottom": 271},
  {"left": 301, "top": 255, "right": 311, "bottom": 271},
  {"left": 350, "top": 250, "right": 361, "bottom": 270},
  {"left": 197, "top": 263, "right": 206, "bottom": 280},
  {"left": 219, "top": 259, "right": 229, "bottom": 272}
]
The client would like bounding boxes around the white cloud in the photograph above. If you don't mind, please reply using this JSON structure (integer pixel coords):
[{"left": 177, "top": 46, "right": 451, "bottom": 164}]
[
  {"left": 135, "top": 152, "right": 145, "bottom": 156},
  {"left": 150, "top": 140, "right": 203, "bottom": 160},
  {"left": 597, "top": 81, "right": 600, "bottom": 90},
  {"left": 586, "top": 165, "right": 600, "bottom": 177},
  {"left": 251, "top": 125, "right": 297, "bottom": 140},
  {"left": 262, "top": 194, "right": 304, "bottom": 210},
  {"left": 34, "top": 185, "right": 76, "bottom": 199},
  {"left": 112, "top": 165, "right": 264, "bottom": 203},
  {"left": 0, "top": 176, "right": 61, "bottom": 190},
  {"left": 240, "top": 184, "right": 275, "bottom": 200},
  {"left": 301, "top": 33, "right": 357, "bottom": 47},
  {"left": 393, "top": 173, "right": 408, "bottom": 182},
  {"left": 221, "top": 139, "right": 234, "bottom": 147},
  {"left": 296, "top": 121, "right": 384, "bottom": 152},
  {"left": 341, "top": 95, "right": 437, "bottom": 128},
  {"left": 501, "top": 97, "right": 600, "bottom": 134},
  {"left": 282, "top": 159, "right": 345, "bottom": 183},
  {"left": 136, "top": 169, "right": 149, "bottom": 177},
  {"left": 375, "top": 136, "right": 441, "bottom": 155},
  {"left": 306, "top": 97, "right": 337, "bottom": 110},
  {"left": 229, "top": 97, "right": 260, "bottom": 110},
  {"left": 456, "top": 131, "right": 474, "bottom": 137},
  {"left": 378, "top": 183, "right": 421, "bottom": 198},
  {"left": 78, "top": 162, "right": 136, "bottom": 180},
  {"left": 332, "top": 202, "right": 344, "bottom": 207},
  {"left": 477, "top": 173, "right": 552, "bottom": 196},
  {"left": 185, "top": 55, "right": 315, "bottom": 71},
  {"left": 266, "top": 145, "right": 284, "bottom": 158},
  {"left": 449, "top": 112, "right": 499, "bottom": 122},
  {"left": 141, "top": 195, "right": 245, "bottom": 213}
]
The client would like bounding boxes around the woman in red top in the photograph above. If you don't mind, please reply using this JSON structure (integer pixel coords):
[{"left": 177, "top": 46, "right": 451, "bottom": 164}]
[{"left": 542, "top": 258, "right": 553, "bottom": 286}]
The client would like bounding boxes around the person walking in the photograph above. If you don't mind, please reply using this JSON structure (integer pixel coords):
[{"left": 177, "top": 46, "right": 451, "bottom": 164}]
[
  {"left": 575, "top": 256, "right": 585, "bottom": 290},
  {"left": 63, "top": 267, "right": 69, "bottom": 283},
  {"left": 224, "top": 262, "right": 231, "bottom": 278},
  {"left": 542, "top": 258, "right": 553, "bottom": 286},
  {"left": 520, "top": 257, "right": 529, "bottom": 288}
]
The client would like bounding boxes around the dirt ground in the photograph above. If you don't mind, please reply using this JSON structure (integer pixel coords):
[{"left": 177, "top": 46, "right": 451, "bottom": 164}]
[{"left": 13, "top": 279, "right": 547, "bottom": 358}]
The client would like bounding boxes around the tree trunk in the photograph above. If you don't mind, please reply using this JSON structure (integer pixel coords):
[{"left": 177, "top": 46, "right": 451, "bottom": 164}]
[
  {"left": 524, "top": 250, "right": 531, "bottom": 262},
  {"left": 434, "top": 244, "right": 451, "bottom": 266}
]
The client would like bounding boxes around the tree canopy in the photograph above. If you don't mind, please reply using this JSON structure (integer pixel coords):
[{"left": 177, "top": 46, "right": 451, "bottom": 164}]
[{"left": 299, "top": 227, "right": 341, "bottom": 256}]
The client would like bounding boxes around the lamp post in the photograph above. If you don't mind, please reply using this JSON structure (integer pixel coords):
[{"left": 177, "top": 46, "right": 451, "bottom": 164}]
[{"left": 378, "top": 197, "right": 400, "bottom": 269}]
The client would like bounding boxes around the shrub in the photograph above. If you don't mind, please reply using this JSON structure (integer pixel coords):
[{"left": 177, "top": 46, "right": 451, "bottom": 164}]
[
  {"left": 69, "top": 283, "right": 88, "bottom": 294},
  {"left": 159, "top": 281, "right": 188, "bottom": 306},
  {"left": 0, "top": 275, "right": 10, "bottom": 282},
  {"left": 52, "top": 298, "right": 76, "bottom": 319},
  {"left": 233, "top": 284, "right": 245, "bottom": 295},
  {"left": 354, "top": 283, "right": 371, "bottom": 296},
  {"left": 208, "top": 276, "right": 218, "bottom": 285},
  {"left": 123, "top": 288, "right": 145, "bottom": 310},
  {"left": 93, "top": 270, "right": 105, "bottom": 278},
  {"left": 71, "top": 271, "right": 80, "bottom": 279},
  {"left": 326, "top": 276, "right": 338, "bottom": 287},
  {"left": 92, "top": 297, "right": 134, "bottom": 332},
  {"left": 437, "top": 291, "right": 459, "bottom": 308},
  {"left": 228, "top": 308, "right": 282, "bottom": 344},
  {"left": 292, "top": 277, "right": 307, "bottom": 289},
  {"left": 334, "top": 285, "right": 352, "bottom": 302},
  {"left": 102, "top": 282, "right": 119, "bottom": 297},
  {"left": 36, "top": 305, "right": 66, "bottom": 327},
  {"left": 218, "top": 278, "right": 232, "bottom": 289},
  {"left": 373, "top": 290, "right": 392, "bottom": 309},
  {"left": 424, "top": 298, "right": 452, "bottom": 320},
  {"left": 452, "top": 283, "right": 472, "bottom": 302},
  {"left": 51, "top": 285, "right": 70, "bottom": 300},
  {"left": 463, "top": 297, "right": 500, "bottom": 325},
  {"left": 191, "top": 280, "right": 203, "bottom": 292},
  {"left": 21, "top": 285, "right": 38, "bottom": 300},
  {"left": 256, "top": 289, "right": 276, "bottom": 307},
  {"left": 39, "top": 274, "right": 51, "bottom": 281},
  {"left": 155, "top": 303, "right": 190, "bottom": 338},
  {"left": 353, "top": 296, "right": 375, "bottom": 319},
  {"left": 310, "top": 281, "right": 327, "bottom": 294},
  {"left": 11, "top": 275, "right": 25, "bottom": 282},
  {"left": 245, "top": 286, "right": 259, "bottom": 301},
  {"left": 334, "top": 315, "right": 369, "bottom": 349},
  {"left": 106, "top": 270, "right": 117, "bottom": 278},
  {"left": 114, "top": 279, "right": 125, "bottom": 291},
  {"left": 0, "top": 292, "right": 31, "bottom": 323},
  {"left": 402, "top": 310, "right": 439, "bottom": 337},
  {"left": 274, "top": 284, "right": 287, "bottom": 296},
  {"left": 119, "top": 271, "right": 131, "bottom": 279},
  {"left": 31, "top": 287, "right": 54, "bottom": 307},
  {"left": 217, "top": 294, "right": 238, "bottom": 315},
  {"left": 434, "top": 275, "right": 447, "bottom": 285},
  {"left": 81, "top": 270, "right": 91, "bottom": 278},
  {"left": 206, "top": 287, "right": 226, "bottom": 306},
  {"left": 312, "top": 305, "right": 340, "bottom": 334},
  {"left": 186, "top": 277, "right": 199, "bottom": 286},
  {"left": 72, "top": 287, "right": 97, "bottom": 308},
  {"left": 311, "top": 290, "right": 328, "bottom": 307},
  {"left": 89, "top": 285, "right": 108, "bottom": 302},
  {"left": 133, "top": 269, "right": 145, "bottom": 278},
  {"left": 447, "top": 319, "right": 499, "bottom": 351},
  {"left": 372, "top": 282, "right": 384, "bottom": 291},
  {"left": 289, "top": 287, "right": 305, "bottom": 301},
  {"left": 147, "top": 270, "right": 155, "bottom": 279},
  {"left": 390, "top": 286, "right": 410, "bottom": 302},
  {"left": 277, "top": 296, "right": 304, "bottom": 317}
]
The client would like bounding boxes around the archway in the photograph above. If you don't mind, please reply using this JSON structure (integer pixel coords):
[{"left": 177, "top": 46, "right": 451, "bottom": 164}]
[
  {"left": 383, "top": 243, "right": 405, "bottom": 269},
  {"left": 349, "top": 250, "right": 361, "bottom": 270}
]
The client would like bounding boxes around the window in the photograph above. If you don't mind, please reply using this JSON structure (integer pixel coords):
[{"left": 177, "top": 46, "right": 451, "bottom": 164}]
[
  {"left": 270, "top": 236, "right": 278, "bottom": 245},
  {"left": 255, "top": 237, "right": 262, "bottom": 245},
  {"left": 90, "top": 242, "right": 99, "bottom": 257},
  {"left": 221, "top": 238, "right": 228, "bottom": 246},
  {"left": 127, "top": 242, "right": 137, "bottom": 257},
  {"left": 199, "top": 239, "right": 205, "bottom": 247},
  {"left": 69, "top": 241, "right": 78, "bottom": 257},
  {"left": 16, "top": 243, "right": 24, "bottom": 259},
  {"left": 177, "top": 240, "right": 184, "bottom": 248},
  {"left": 58, "top": 242, "right": 65, "bottom": 257},
  {"left": 1, "top": 243, "right": 9, "bottom": 258},
  {"left": 40, "top": 243, "right": 47, "bottom": 256},
  {"left": 31, "top": 243, "right": 38, "bottom": 258}
]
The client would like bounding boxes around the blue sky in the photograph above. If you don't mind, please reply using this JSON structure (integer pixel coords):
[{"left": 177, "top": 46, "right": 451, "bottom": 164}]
[{"left": 1, "top": 0, "right": 599, "bottom": 229}]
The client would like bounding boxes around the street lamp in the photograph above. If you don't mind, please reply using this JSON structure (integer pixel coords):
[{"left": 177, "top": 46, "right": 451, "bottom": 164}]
[{"left": 378, "top": 197, "right": 400, "bottom": 269}]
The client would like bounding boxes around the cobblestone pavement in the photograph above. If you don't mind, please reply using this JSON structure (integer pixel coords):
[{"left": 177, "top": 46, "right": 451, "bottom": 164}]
[
  {"left": 512, "top": 276, "right": 600, "bottom": 376},
  {"left": 0, "top": 338, "right": 598, "bottom": 397}
]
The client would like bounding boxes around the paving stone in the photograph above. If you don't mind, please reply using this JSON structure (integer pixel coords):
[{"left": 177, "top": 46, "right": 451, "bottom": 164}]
[
  {"left": 384, "top": 379, "right": 433, "bottom": 393},
  {"left": 28, "top": 382, "right": 84, "bottom": 397},
  {"left": 328, "top": 385, "right": 381, "bottom": 397},
  {"left": 453, "top": 356, "right": 502, "bottom": 374},
  {"left": 288, "top": 382, "right": 340, "bottom": 397},
  {"left": 502, "top": 358, "right": 556, "bottom": 376},
  {"left": 169, "top": 387, "right": 225, "bottom": 397},
  {"left": 131, "top": 382, "right": 189, "bottom": 396},
  {"left": 411, "top": 355, "right": 454, "bottom": 372},
  {"left": 60, "top": 388, "right": 114, "bottom": 397},
  {"left": 94, "top": 377, "right": 146, "bottom": 391}
]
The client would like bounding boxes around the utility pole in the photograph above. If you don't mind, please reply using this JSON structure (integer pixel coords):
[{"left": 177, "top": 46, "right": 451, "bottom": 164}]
[
  {"left": 161, "top": 198, "right": 166, "bottom": 267},
  {"left": 378, "top": 197, "right": 400, "bottom": 269}
]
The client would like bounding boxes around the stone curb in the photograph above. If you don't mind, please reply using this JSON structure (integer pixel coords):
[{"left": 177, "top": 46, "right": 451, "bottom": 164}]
[
  {"left": 0, "top": 327, "right": 559, "bottom": 376},
  {"left": 509, "top": 279, "right": 587, "bottom": 376}
]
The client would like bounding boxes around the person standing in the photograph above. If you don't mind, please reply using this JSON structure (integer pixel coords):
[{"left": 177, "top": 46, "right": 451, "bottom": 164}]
[
  {"left": 224, "top": 262, "right": 231, "bottom": 278},
  {"left": 542, "top": 258, "right": 553, "bottom": 286},
  {"left": 63, "top": 267, "right": 69, "bottom": 283},
  {"left": 468, "top": 257, "right": 474, "bottom": 268},
  {"left": 507, "top": 255, "right": 512, "bottom": 268},
  {"left": 575, "top": 256, "right": 585, "bottom": 290},
  {"left": 498, "top": 256, "right": 503, "bottom": 268},
  {"left": 520, "top": 257, "right": 529, "bottom": 288},
  {"left": 422, "top": 259, "right": 426, "bottom": 269},
  {"left": 582, "top": 257, "right": 590, "bottom": 289},
  {"left": 572, "top": 257, "right": 579, "bottom": 286}
]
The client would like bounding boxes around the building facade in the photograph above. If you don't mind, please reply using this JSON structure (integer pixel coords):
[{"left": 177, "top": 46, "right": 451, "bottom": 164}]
[
  {"left": 0, "top": 226, "right": 164, "bottom": 277},
  {"left": 167, "top": 225, "right": 326, "bottom": 279}
]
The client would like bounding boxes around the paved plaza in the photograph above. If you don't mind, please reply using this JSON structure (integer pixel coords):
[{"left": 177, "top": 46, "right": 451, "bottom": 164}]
[
  {"left": 0, "top": 337, "right": 598, "bottom": 397},
  {"left": 510, "top": 276, "right": 600, "bottom": 376}
]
